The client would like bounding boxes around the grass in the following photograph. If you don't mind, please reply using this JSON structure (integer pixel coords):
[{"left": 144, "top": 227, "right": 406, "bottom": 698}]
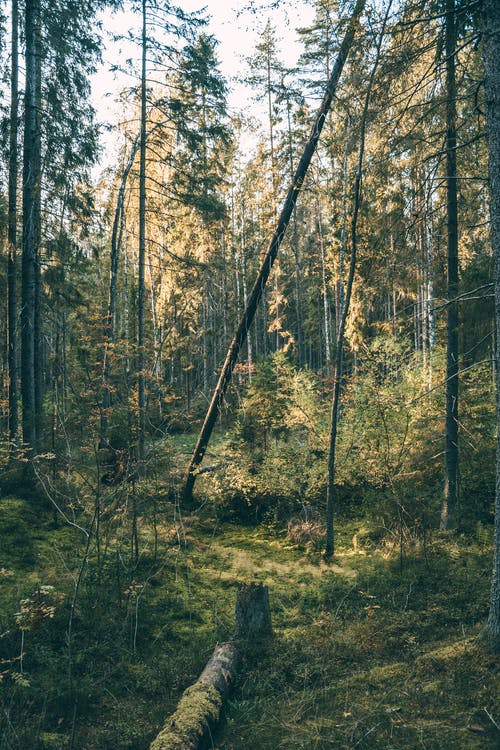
[
  {"left": 0, "top": 488, "right": 498, "bottom": 749},
  {"left": 212, "top": 531, "right": 499, "bottom": 749}
]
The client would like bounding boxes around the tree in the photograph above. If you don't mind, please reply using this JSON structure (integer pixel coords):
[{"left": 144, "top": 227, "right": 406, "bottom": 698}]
[
  {"left": 325, "top": 0, "right": 391, "bottom": 559},
  {"left": 7, "top": 0, "right": 19, "bottom": 446},
  {"left": 441, "top": 0, "right": 460, "bottom": 531},
  {"left": 482, "top": 0, "right": 500, "bottom": 654},
  {"left": 21, "top": 0, "right": 41, "bottom": 452},
  {"left": 138, "top": 0, "right": 147, "bottom": 464}
]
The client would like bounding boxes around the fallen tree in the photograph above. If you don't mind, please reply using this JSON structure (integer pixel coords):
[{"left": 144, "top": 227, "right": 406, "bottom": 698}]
[{"left": 150, "top": 583, "right": 272, "bottom": 750}]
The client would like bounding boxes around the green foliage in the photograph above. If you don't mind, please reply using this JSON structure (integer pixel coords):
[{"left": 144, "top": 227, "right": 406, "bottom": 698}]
[
  {"left": 217, "top": 533, "right": 498, "bottom": 750},
  {"left": 235, "top": 352, "right": 293, "bottom": 449},
  {"left": 202, "top": 335, "right": 495, "bottom": 538},
  {"left": 0, "top": 497, "right": 38, "bottom": 568},
  {"left": 0, "top": 460, "right": 497, "bottom": 749}
]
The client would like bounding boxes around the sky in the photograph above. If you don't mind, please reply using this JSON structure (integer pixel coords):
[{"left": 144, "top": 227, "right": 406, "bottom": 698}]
[{"left": 90, "top": 0, "right": 315, "bottom": 172}]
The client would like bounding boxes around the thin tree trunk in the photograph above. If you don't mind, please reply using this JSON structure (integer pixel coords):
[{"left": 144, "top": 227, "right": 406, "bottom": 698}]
[
  {"left": 317, "top": 206, "right": 332, "bottom": 365},
  {"left": 137, "top": 0, "right": 147, "bottom": 464},
  {"left": 441, "top": 0, "right": 459, "bottom": 531},
  {"left": 21, "top": 0, "right": 41, "bottom": 452},
  {"left": 100, "top": 133, "right": 140, "bottom": 446},
  {"left": 425, "top": 178, "right": 435, "bottom": 389},
  {"left": 202, "top": 272, "right": 209, "bottom": 393},
  {"left": 482, "top": 0, "right": 500, "bottom": 653},
  {"left": 325, "top": 1, "right": 390, "bottom": 559},
  {"left": 34, "top": 13, "right": 43, "bottom": 447},
  {"left": 182, "top": 0, "right": 366, "bottom": 503},
  {"left": 240, "top": 204, "right": 253, "bottom": 378},
  {"left": 286, "top": 94, "right": 304, "bottom": 365},
  {"left": 337, "top": 116, "right": 350, "bottom": 339},
  {"left": 7, "top": 0, "right": 19, "bottom": 445}
]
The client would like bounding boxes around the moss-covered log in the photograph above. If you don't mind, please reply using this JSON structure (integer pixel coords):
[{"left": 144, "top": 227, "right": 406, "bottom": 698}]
[
  {"left": 150, "top": 642, "right": 238, "bottom": 750},
  {"left": 150, "top": 584, "right": 272, "bottom": 750}
]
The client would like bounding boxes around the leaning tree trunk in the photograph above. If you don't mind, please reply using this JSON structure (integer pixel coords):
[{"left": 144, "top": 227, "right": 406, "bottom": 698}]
[
  {"left": 182, "top": 0, "right": 366, "bottom": 503},
  {"left": 482, "top": 0, "right": 500, "bottom": 654},
  {"left": 7, "top": 0, "right": 19, "bottom": 446},
  {"left": 441, "top": 0, "right": 459, "bottom": 531},
  {"left": 324, "top": 0, "right": 391, "bottom": 560}
]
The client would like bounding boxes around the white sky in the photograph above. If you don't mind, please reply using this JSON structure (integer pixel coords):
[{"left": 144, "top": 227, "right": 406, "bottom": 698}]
[{"left": 90, "top": 0, "right": 315, "bottom": 172}]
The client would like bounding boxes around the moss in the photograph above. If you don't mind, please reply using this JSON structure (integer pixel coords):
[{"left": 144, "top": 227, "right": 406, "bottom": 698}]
[
  {"left": 0, "top": 496, "right": 37, "bottom": 568},
  {"left": 150, "top": 682, "right": 222, "bottom": 750}
]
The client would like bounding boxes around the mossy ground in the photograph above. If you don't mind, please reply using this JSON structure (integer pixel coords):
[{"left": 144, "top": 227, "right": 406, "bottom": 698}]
[{"left": 0, "top": 489, "right": 498, "bottom": 749}]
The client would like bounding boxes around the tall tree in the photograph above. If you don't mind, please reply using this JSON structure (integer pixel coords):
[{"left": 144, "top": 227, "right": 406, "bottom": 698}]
[
  {"left": 100, "top": 133, "right": 140, "bottom": 447},
  {"left": 482, "top": 0, "right": 500, "bottom": 654},
  {"left": 138, "top": 0, "right": 147, "bottom": 464},
  {"left": 7, "top": 0, "right": 19, "bottom": 445},
  {"left": 21, "top": 0, "right": 41, "bottom": 451},
  {"left": 441, "top": 0, "right": 460, "bottom": 530},
  {"left": 325, "top": 0, "right": 391, "bottom": 559}
]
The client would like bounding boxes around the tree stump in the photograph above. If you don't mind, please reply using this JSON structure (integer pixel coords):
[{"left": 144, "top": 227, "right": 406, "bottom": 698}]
[
  {"left": 235, "top": 582, "right": 272, "bottom": 641},
  {"left": 149, "top": 584, "right": 272, "bottom": 750}
]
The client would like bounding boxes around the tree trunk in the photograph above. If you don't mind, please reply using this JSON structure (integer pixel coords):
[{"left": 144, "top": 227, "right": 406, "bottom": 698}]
[
  {"left": 100, "top": 133, "right": 140, "bottom": 446},
  {"left": 325, "top": 1, "right": 390, "bottom": 559},
  {"left": 7, "top": 0, "right": 19, "bottom": 446},
  {"left": 182, "top": 0, "right": 366, "bottom": 503},
  {"left": 317, "top": 205, "right": 332, "bottom": 365},
  {"left": 482, "top": 0, "right": 500, "bottom": 654},
  {"left": 21, "top": 0, "right": 41, "bottom": 452},
  {"left": 336, "top": 115, "right": 350, "bottom": 339},
  {"left": 150, "top": 642, "right": 238, "bottom": 750},
  {"left": 235, "top": 582, "right": 272, "bottom": 641},
  {"left": 138, "top": 0, "right": 147, "bottom": 464},
  {"left": 34, "top": 17, "right": 43, "bottom": 447},
  {"left": 240, "top": 203, "right": 253, "bottom": 378},
  {"left": 286, "top": 94, "right": 304, "bottom": 365},
  {"left": 441, "top": 0, "right": 459, "bottom": 531}
]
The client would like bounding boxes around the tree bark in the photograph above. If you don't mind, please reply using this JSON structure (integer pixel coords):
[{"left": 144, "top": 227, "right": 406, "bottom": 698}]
[
  {"left": 138, "top": 0, "right": 147, "bottom": 464},
  {"left": 482, "top": 0, "right": 500, "bottom": 653},
  {"left": 21, "top": 0, "right": 41, "bottom": 452},
  {"left": 285, "top": 93, "right": 304, "bottom": 365},
  {"left": 317, "top": 205, "right": 332, "bottom": 365},
  {"left": 34, "top": 10, "right": 43, "bottom": 447},
  {"left": 235, "top": 582, "right": 272, "bottom": 641},
  {"left": 7, "top": 0, "right": 19, "bottom": 446},
  {"left": 182, "top": 0, "right": 366, "bottom": 503},
  {"left": 100, "top": 133, "right": 140, "bottom": 447},
  {"left": 441, "top": 0, "right": 459, "bottom": 531},
  {"left": 150, "top": 642, "right": 238, "bottom": 750}
]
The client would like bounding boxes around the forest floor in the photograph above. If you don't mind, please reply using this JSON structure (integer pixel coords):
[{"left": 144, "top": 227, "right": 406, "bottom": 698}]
[{"left": 0, "top": 484, "right": 499, "bottom": 749}]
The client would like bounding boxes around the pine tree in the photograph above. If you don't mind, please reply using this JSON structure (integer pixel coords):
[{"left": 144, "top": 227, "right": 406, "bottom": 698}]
[{"left": 482, "top": 0, "right": 500, "bottom": 654}]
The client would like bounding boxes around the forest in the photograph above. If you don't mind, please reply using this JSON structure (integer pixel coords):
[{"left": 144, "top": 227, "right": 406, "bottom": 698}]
[{"left": 0, "top": 0, "right": 499, "bottom": 747}]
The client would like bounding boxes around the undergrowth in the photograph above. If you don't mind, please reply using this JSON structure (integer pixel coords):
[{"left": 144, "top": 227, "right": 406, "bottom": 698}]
[{"left": 0, "top": 489, "right": 498, "bottom": 749}]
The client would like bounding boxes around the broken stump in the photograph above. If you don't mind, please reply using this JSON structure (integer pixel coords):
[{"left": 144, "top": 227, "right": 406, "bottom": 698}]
[{"left": 235, "top": 582, "right": 272, "bottom": 642}]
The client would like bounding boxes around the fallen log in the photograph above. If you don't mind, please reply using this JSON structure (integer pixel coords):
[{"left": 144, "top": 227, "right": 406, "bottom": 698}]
[{"left": 150, "top": 583, "right": 271, "bottom": 750}]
